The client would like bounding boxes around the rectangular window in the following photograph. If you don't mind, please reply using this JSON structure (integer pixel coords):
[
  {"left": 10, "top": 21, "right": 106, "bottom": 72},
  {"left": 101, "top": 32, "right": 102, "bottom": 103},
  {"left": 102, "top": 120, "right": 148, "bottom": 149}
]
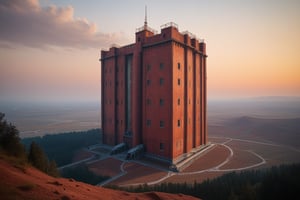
[
  {"left": 147, "top": 79, "right": 151, "bottom": 86},
  {"left": 160, "top": 120, "right": 164, "bottom": 128},
  {"left": 146, "top": 99, "right": 151, "bottom": 105},
  {"left": 177, "top": 98, "right": 180, "bottom": 105},
  {"left": 159, "top": 78, "right": 164, "bottom": 86},
  {"left": 160, "top": 98, "right": 164, "bottom": 106},
  {"left": 146, "top": 119, "right": 151, "bottom": 127},
  {"left": 178, "top": 62, "right": 180, "bottom": 69},
  {"left": 178, "top": 78, "right": 181, "bottom": 85},
  {"left": 160, "top": 142, "right": 164, "bottom": 151},
  {"left": 159, "top": 63, "right": 164, "bottom": 70},
  {"left": 125, "top": 55, "right": 132, "bottom": 130},
  {"left": 177, "top": 119, "right": 181, "bottom": 127}
]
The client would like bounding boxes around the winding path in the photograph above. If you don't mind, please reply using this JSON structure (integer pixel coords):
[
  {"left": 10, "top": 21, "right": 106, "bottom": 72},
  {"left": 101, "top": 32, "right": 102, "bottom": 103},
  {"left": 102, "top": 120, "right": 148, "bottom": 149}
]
[
  {"left": 118, "top": 136, "right": 269, "bottom": 187},
  {"left": 67, "top": 136, "right": 283, "bottom": 186}
]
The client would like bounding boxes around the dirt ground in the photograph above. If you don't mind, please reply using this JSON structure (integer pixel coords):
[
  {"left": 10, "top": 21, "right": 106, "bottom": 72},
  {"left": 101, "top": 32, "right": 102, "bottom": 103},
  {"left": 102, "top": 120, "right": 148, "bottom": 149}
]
[
  {"left": 72, "top": 149, "right": 94, "bottom": 162},
  {"left": 111, "top": 162, "right": 168, "bottom": 186},
  {"left": 88, "top": 158, "right": 122, "bottom": 177},
  {"left": 183, "top": 145, "right": 230, "bottom": 172}
]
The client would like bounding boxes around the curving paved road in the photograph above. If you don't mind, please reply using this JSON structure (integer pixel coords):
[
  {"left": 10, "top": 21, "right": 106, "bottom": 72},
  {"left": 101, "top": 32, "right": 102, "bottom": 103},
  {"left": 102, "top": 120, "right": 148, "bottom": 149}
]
[
  {"left": 119, "top": 136, "right": 270, "bottom": 187},
  {"left": 65, "top": 136, "right": 292, "bottom": 186}
]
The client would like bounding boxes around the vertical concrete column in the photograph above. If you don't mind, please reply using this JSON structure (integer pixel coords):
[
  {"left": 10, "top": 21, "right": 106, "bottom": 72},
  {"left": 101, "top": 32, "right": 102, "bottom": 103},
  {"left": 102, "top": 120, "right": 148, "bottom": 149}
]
[
  {"left": 131, "top": 42, "right": 143, "bottom": 147},
  {"left": 183, "top": 44, "right": 188, "bottom": 153},
  {"left": 114, "top": 54, "right": 118, "bottom": 144},
  {"left": 100, "top": 51, "right": 105, "bottom": 144}
]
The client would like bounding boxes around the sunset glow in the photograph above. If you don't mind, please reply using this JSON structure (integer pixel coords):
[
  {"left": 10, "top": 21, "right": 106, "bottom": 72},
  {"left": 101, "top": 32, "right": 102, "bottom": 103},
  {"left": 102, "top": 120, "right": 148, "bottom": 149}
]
[{"left": 0, "top": 0, "right": 299, "bottom": 102}]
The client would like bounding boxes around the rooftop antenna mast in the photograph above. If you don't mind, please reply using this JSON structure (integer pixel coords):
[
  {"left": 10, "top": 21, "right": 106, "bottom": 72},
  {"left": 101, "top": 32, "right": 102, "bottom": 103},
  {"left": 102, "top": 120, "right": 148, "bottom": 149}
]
[{"left": 144, "top": 5, "right": 147, "bottom": 27}]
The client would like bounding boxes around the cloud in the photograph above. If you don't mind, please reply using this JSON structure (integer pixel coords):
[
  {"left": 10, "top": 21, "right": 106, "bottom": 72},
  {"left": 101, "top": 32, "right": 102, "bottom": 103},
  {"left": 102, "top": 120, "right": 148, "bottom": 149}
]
[{"left": 0, "top": 0, "right": 126, "bottom": 49}]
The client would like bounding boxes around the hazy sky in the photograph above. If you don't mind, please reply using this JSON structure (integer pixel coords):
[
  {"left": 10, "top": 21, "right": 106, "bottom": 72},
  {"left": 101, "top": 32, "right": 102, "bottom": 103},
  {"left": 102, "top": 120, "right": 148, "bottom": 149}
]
[{"left": 0, "top": 0, "right": 299, "bottom": 103}]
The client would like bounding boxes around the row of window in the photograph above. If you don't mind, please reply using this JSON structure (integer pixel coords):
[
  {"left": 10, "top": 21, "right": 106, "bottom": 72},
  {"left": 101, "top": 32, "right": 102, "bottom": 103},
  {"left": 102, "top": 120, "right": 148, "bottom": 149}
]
[
  {"left": 105, "top": 77, "right": 193, "bottom": 88},
  {"left": 147, "top": 62, "right": 181, "bottom": 72},
  {"left": 104, "top": 118, "right": 124, "bottom": 125},
  {"left": 104, "top": 61, "right": 187, "bottom": 74},
  {"left": 105, "top": 97, "right": 199, "bottom": 106},
  {"left": 104, "top": 66, "right": 123, "bottom": 73},
  {"left": 146, "top": 119, "right": 181, "bottom": 128},
  {"left": 104, "top": 117, "right": 199, "bottom": 126},
  {"left": 104, "top": 118, "right": 181, "bottom": 128},
  {"left": 146, "top": 78, "right": 165, "bottom": 86},
  {"left": 104, "top": 79, "right": 182, "bottom": 88},
  {"left": 104, "top": 79, "right": 124, "bottom": 86},
  {"left": 146, "top": 78, "right": 181, "bottom": 86}
]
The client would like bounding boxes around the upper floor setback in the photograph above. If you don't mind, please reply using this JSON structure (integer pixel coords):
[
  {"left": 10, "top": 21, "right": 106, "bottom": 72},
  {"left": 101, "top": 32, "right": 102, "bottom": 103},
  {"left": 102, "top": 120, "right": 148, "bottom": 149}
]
[{"left": 101, "top": 22, "right": 206, "bottom": 60}]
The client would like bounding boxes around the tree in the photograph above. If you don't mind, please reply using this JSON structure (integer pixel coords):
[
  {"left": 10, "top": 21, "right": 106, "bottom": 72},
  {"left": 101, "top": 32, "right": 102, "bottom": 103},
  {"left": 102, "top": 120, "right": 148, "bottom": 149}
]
[
  {"left": 0, "top": 113, "right": 26, "bottom": 158},
  {"left": 28, "top": 141, "right": 60, "bottom": 177},
  {"left": 28, "top": 141, "right": 49, "bottom": 173},
  {"left": 48, "top": 160, "right": 60, "bottom": 177}
]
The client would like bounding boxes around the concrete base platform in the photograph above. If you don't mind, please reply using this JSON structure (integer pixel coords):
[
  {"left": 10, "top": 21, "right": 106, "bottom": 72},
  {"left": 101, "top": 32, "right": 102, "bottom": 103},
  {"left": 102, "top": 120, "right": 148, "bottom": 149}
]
[
  {"left": 144, "top": 143, "right": 215, "bottom": 172},
  {"left": 170, "top": 143, "right": 215, "bottom": 172}
]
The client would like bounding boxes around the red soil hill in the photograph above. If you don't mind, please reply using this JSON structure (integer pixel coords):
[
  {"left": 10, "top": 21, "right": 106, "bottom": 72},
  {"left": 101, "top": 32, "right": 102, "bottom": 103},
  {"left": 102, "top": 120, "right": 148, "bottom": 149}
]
[{"left": 0, "top": 158, "right": 199, "bottom": 200}]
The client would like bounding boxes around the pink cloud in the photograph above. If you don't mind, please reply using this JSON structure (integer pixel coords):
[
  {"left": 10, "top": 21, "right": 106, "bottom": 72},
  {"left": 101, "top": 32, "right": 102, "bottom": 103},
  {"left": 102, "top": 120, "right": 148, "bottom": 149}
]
[{"left": 0, "top": 0, "right": 126, "bottom": 48}]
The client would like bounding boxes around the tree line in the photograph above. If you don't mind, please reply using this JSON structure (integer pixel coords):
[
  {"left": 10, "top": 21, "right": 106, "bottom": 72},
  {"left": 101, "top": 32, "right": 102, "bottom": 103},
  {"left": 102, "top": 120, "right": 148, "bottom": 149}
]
[
  {"left": 0, "top": 113, "right": 59, "bottom": 177},
  {"left": 108, "top": 163, "right": 300, "bottom": 200},
  {"left": 1, "top": 113, "right": 105, "bottom": 184},
  {"left": 22, "top": 128, "right": 101, "bottom": 166}
]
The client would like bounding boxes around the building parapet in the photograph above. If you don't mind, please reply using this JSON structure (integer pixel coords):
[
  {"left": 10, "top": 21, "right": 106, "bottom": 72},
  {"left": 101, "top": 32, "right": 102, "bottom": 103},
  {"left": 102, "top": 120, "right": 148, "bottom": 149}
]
[
  {"left": 181, "top": 31, "right": 205, "bottom": 43},
  {"left": 123, "top": 43, "right": 135, "bottom": 49},
  {"left": 110, "top": 43, "right": 121, "bottom": 48},
  {"left": 160, "top": 22, "right": 178, "bottom": 30},
  {"left": 136, "top": 25, "right": 158, "bottom": 34},
  {"left": 181, "top": 31, "right": 197, "bottom": 39}
]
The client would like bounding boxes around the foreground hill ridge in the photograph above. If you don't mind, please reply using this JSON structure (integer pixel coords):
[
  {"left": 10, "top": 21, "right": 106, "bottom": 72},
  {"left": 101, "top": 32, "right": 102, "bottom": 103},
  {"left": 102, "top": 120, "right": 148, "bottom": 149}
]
[{"left": 0, "top": 158, "right": 199, "bottom": 200}]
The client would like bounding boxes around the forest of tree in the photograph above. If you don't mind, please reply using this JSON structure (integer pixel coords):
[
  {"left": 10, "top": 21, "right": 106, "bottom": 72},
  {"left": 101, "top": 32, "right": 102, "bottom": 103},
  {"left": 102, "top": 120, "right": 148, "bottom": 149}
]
[
  {"left": 109, "top": 163, "right": 300, "bottom": 200},
  {"left": 22, "top": 129, "right": 101, "bottom": 166},
  {"left": 1, "top": 113, "right": 104, "bottom": 183},
  {"left": 21, "top": 128, "right": 105, "bottom": 184},
  {"left": 0, "top": 113, "right": 58, "bottom": 177}
]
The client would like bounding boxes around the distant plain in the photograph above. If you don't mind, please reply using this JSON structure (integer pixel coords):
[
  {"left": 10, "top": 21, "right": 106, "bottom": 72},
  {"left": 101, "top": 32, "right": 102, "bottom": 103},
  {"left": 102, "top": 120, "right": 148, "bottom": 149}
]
[{"left": 1, "top": 96, "right": 299, "bottom": 184}]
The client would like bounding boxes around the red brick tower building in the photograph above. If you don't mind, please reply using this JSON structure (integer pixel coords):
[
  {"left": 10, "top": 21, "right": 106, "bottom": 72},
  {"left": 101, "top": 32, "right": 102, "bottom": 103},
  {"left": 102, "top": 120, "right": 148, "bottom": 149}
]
[{"left": 100, "top": 19, "right": 207, "bottom": 165}]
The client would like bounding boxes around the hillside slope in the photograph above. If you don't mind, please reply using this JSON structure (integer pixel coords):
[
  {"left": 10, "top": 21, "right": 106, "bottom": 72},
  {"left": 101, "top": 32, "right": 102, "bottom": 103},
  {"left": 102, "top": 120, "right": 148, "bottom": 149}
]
[{"left": 0, "top": 158, "right": 199, "bottom": 200}]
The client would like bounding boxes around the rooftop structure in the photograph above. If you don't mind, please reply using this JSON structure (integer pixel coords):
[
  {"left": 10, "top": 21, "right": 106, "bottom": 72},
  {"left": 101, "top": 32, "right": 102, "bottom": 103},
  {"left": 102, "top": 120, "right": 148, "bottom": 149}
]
[{"left": 100, "top": 19, "right": 207, "bottom": 168}]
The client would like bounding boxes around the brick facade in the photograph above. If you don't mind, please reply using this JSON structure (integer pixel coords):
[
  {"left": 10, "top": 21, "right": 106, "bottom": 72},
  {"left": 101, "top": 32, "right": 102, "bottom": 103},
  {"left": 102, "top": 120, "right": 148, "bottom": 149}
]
[{"left": 100, "top": 22, "right": 207, "bottom": 164}]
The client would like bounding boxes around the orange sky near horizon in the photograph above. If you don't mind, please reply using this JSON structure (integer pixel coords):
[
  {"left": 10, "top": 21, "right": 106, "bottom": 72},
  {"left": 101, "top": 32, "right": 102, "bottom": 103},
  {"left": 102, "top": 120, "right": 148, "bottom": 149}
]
[{"left": 0, "top": 0, "right": 299, "bottom": 102}]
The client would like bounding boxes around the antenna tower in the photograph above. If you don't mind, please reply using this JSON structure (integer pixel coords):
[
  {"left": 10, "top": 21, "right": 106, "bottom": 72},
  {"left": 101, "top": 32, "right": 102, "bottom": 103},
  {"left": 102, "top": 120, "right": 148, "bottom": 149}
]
[{"left": 144, "top": 5, "right": 147, "bottom": 27}]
